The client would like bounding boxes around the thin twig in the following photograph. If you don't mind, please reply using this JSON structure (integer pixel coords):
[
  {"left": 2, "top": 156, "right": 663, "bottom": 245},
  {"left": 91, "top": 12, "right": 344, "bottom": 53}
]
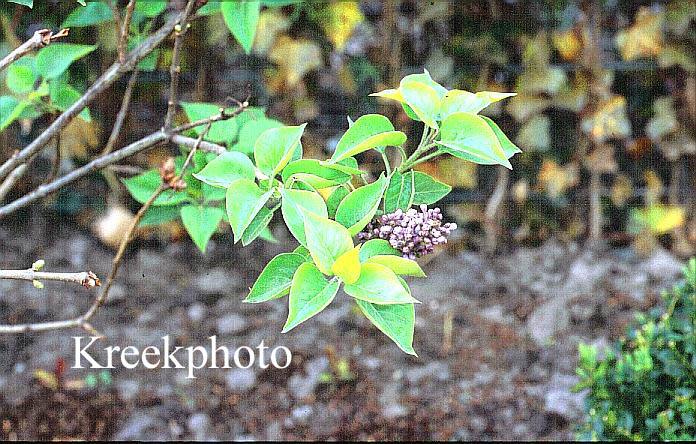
[
  {"left": 0, "top": 163, "right": 26, "bottom": 203},
  {"left": 0, "top": 28, "right": 69, "bottom": 73},
  {"left": 171, "top": 135, "right": 226, "bottom": 155},
  {"left": 118, "top": 0, "right": 137, "bottom": 64},
  {"left": 484, "top": 166, "right": 510, "bottom": 254},
  {"left": 102, "top": 69, "right": 139, "bottom": 156},
  {"left": 0, "top": 5, "right": 196, "bottom": 182},
  {"left": 163, "top": 0, "right": 196, "bottom": 131},
  {"left": 0, "top": 104, "right": 247, "bottom": 218},
  {"left": 0, "top": 269, "right": 100, "bottom": 288}
]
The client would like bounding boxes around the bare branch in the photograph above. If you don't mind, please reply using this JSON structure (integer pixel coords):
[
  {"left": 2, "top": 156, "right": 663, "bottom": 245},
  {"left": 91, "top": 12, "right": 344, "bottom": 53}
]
[
  {"left": 0, "top": 103, "right": 247, "bottom": 218},
  {"left": 163, "top": 0, "right": 197, "bottom": 130},
  {"left": 0, "top": 28, "right": 69, "bottom": 73},
  {"left": 118, "top": 0, "right": 137, "bottom": 64},
  {"left": 0, "top": 5, "right": 195, "bottom": 182},
  {"left": 0, "top": 269, "right": 100, "bottom": 288},
  {"left": 0, "top": 163, "right": 26, "bottom": 203},
  {"left": 171, "top": 135, "right": 226, "bottom": 155},
  {"left": 102, "top": 69, "right": 139, "bottom": 156}
]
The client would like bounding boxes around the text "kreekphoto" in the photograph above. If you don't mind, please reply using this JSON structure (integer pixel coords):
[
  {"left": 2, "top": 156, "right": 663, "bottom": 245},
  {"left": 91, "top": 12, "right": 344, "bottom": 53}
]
[{"left": 72, "top": 336, "right": 292, "bottom": 379}]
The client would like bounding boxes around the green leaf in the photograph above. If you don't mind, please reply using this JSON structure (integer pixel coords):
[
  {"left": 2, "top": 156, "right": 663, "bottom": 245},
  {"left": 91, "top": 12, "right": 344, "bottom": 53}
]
[
  {"left": 479, "top": 115, "right": 522, "bottom": 159},
  {"left": 180, "top": 206, "right": 224, "bottom": 253},
  {"left": 303, "top": 209, "right": 354, "bottom": 275},
  {"left": 365, "top": 255, "right": 425, "bottom": 277},
  {"left": 122, "top": 170, "right": 189, "bottom": 206},
  {"left": 258, "top": 226, "right": 277, "bottom": 243},
  {"left": 139, "top": 205, "right": 180, "bottom": 227},
  {"left": 245, "top": 253, "right": 307, "bottom": 303},
  {"left": 344, "top": 263, "right": 419, "bottom": 304},
  {"left": 135, "top": 1, "right": 167, "bottom": 17},
  {"left": 320, "top": 157, "right": 362, "bottom": 175},
  {"left": 399, "top": 81, "right": 441, "bottom": 129},
  {"left": 36, "top": 44, "right": 97, "bottom": 79},
  {"left": 50, "top": 83, "right": 91, "bottom": 121},
  {"left": 225, "top": 179, "right": 273, "bottom": 243},
  {"left": 292, "top": 245, "right": 312, "bottom": 262},
  {"left": 192, "top": 152, "right": 256, "bottom": 188},
  {"left": 254, "top": 124, "right": 306, "bottom": 178},
  {"left": 335, "top": 175, "right": 388, "bottom": 235},
  {"left": 331, "top": 245, "right": 361, "bottom": 284},
  {"left": 384, "top": 171, "right": 414, "bottom": 213},
  {"left": 6, "top": 63, "right": 36, "bottom": 94},
  {"left": 0, "top": 96, "right": 22, "bottom": 131},
  {"left": 283, "top": 263, "right": 340, "bottom": 332},
  {"left": 359, "top": 239, "right": 400, "bottom": 262},
  {"left": 355, "top": 300, "right": 416, "bottom": 355},
  {"left": 326, "top": 185, "right": 350, "bottom": 219},
  {"left": 330, "top": 114, "right": 406, "bottom": 163},
  {"left": 221, "top": 0, "right": 261, "bottom": 54},
  {"left": 282, "top": 159, "right": 352, "bottom": 189},
  {"left": 8, "top": 0, "right": 32, "bottom": 7},
  {"left": 400, "top": 69, "right": 448, "bottom": 99},
  {"left": 437, "top": 112, "right": 512, "bottom": 169},
  {"left": 411, "top": 172, "right": 451, "bottom": 205},
  {"left": 181, "top": 102, "right": 239, "bottom": 144},
  {"left": 230, "top": 118, "right": 283, "bottom": 155},
  {"left": 280, "top": 188, "right": 327, "bottom": 246},
  {"left": 62, "top": 1, "right": 112, "bottom": 27},
  {"left": 439, "top": 90, "right": 516, "bottom": 120},
  {"left": 241, "top": 207, "right": 274, "bottom": 246}
]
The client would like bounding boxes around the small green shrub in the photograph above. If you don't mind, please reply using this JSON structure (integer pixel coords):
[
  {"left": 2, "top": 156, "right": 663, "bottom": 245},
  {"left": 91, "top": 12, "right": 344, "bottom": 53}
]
[{"left": 575, "top": 258, "right": 696, "bottom": 441}]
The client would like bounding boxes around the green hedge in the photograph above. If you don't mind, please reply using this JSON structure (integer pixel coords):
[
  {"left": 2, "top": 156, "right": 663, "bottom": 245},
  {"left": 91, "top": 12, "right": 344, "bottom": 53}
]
[{"left": 576, "top": 258, "right": 696, "bottom": 441}]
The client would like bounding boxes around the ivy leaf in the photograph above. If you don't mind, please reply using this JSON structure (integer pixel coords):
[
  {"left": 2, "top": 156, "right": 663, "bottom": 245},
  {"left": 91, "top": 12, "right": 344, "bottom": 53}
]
[
  {"left": 365, "top": 255, "right": 425, "bottom": 277},
  {"left": 122, "top": 170, "right": 188, "bottom": 206},
  {"left": 344, "top": 263, "right": 420, "bottom": 304},
  {"left": 241, "top": 207, "right": 274, "bottom": 246},
  {"left": 330, "top": 245, "right": 361, "bottom": 284},
  {"left": 335, "top": 175, "right": 388, "bottom": 235},
  {"left": 359, "top": 239, "right": 400, "bottom": 262},
  {"left": 225, "top": 179, "right": 273, "bottom": 243},
  {"left": 36, "top": 44, "right": 97, "bottom": 79},
  {"left": 181, "top": 102, "right": 239, "bottom": 144},
  {"left": 384, "top": 171, "right": 414, "bottom": 213},
  {"left": 221, "top": 0, "right": 261, "bottom": 54},
  {"left": 254, "top": 124, "right": 306, "bottom": 178},
  {"left": 329, "top": 114, "right": 406, "bottom": 163},
  {"left": 302, "top": 209, "right": 354, "bottom": 275},
  {"left": 411, "top": 172, "right": 451, "bottom": 205},
  {"left": 193, "top": 152, "right": 256, "bottom": 188},
  {"left": 180, "top": 206, "right": 224, "bottom": 253},
  {"left": 437, "top": 112, "right": 512, "bottom": 169},
  {"left": 356, "top": 300, "right": 416, "bottom": 355},
  {"left": 283, "top": 263, "right": 340, "bottom": 332},
  {"left": 280, "top": 188, "right": 328, "bottom": 247},
  {"left": 245, "top": 253, "right": 307, "bottom": 303},
  {"left": 62, "top": 1, "right": 113, "bottom": 27}
]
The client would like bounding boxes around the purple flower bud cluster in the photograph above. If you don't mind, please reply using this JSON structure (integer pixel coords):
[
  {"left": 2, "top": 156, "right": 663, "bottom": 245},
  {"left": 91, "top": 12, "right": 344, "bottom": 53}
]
[{"left": 358, "top": 205, "right": 457, "bottom": 259}]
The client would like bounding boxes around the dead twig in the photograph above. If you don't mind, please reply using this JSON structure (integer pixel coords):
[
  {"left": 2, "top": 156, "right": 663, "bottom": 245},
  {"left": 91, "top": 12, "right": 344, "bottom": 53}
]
[
  {"left": 0, "top": 269, "right": 100, "bottom": 288},
  {"left": 0, "top": 28, "right": 69, "bottom": 73},
  {"left": 118, "top": 0, "right": 137, "bottom": 64}
]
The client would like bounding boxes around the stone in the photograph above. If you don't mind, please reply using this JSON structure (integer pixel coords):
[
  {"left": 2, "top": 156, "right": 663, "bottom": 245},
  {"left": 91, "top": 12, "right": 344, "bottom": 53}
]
[
  {"left": 225, "top": 367, "right": 256, "bottom": 392},
  {"left": 216, "top": 313, "right": 248, "bottom": 335}
]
